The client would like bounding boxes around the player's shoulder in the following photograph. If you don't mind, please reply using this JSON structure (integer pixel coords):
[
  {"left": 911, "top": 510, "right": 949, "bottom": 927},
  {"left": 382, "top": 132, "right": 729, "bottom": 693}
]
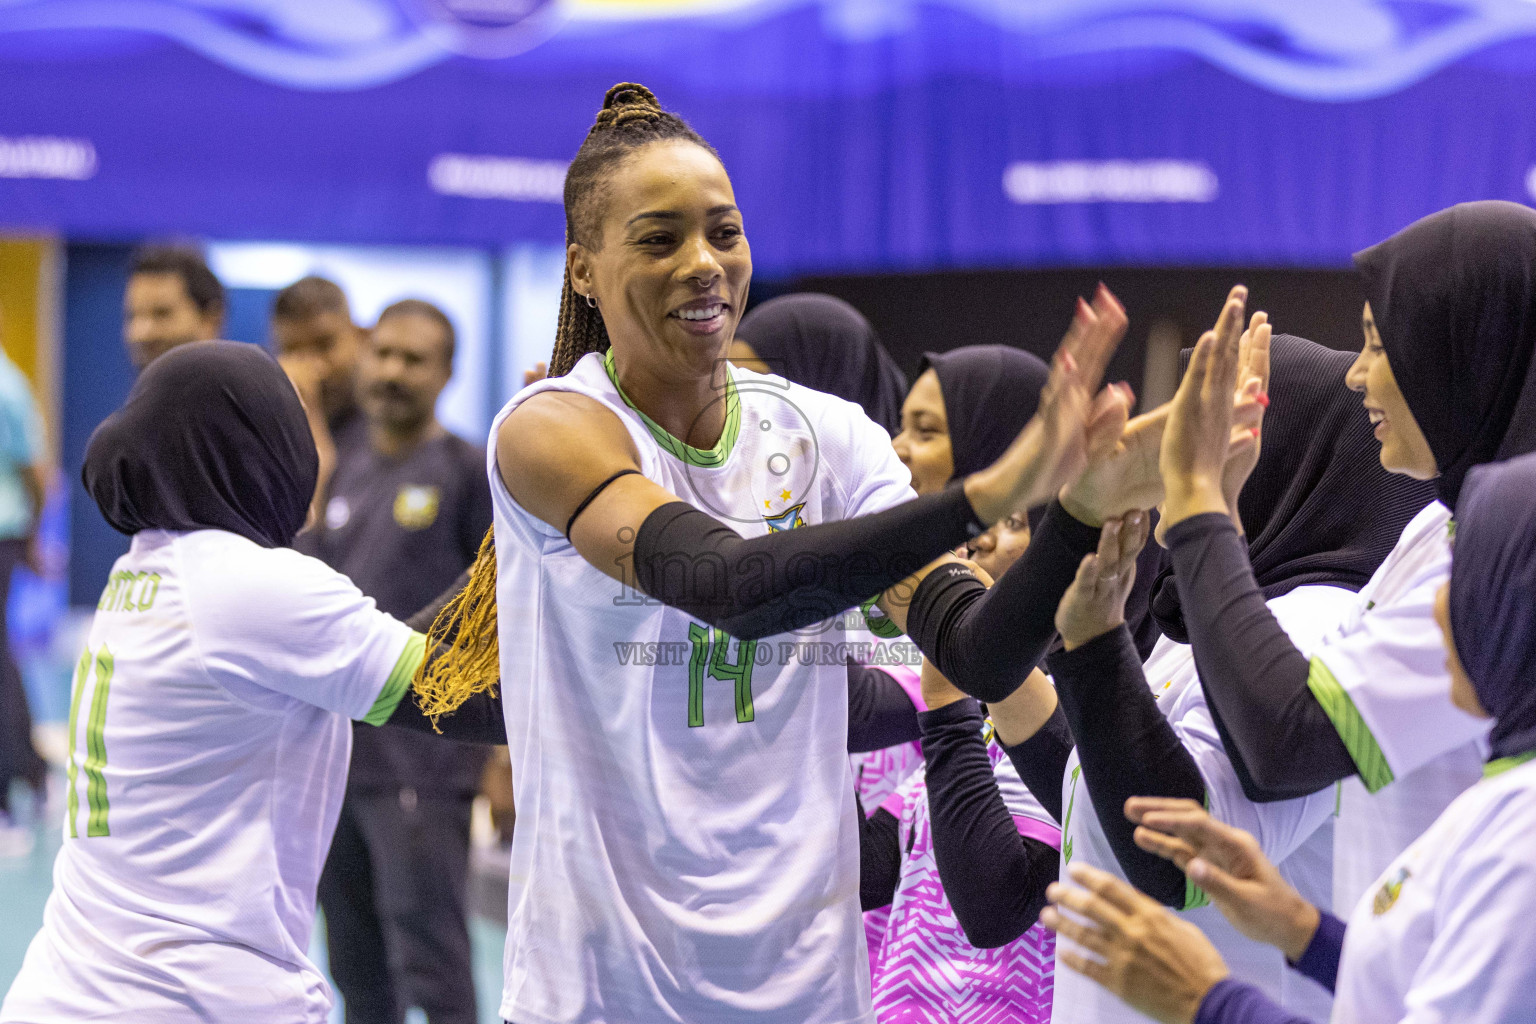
[
  {"left": 176, "top": 530, "right": 362, "bottom": 614},
  {"left": 732, "top": 364, "right": 883, "bottom": 438}
]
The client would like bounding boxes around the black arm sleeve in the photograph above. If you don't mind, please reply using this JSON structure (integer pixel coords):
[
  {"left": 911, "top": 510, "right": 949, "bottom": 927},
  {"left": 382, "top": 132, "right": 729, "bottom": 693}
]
[
  {"left": 904, "top": 500, "right": 1106, "bottom": 702},
  {"left": 405, "top": 568, "right": 472, "bottom": 635},
  {"left": 923, "top": 698, "right": 1060, "bottom": 948},
  {"left": 1165, "top": 515, "right": 1358, "bottom": 800},
  {"left": 1000, "top": 705, "right": 1074, "bottom": 823},
  {"left": 858, "top": 802, "right": 903, "bottom": 912},
  {"left": 1045, "top": 625, "right": 1205, "bottom": 908},
  {"left": 634, "top": 483, "right": 983, "bottom": 642},
  {"left": 847, "top": 660, "right": 922, "bottom": 753},
  {"left": 384, "top": 687, "right": 507, "bottom": 744}
]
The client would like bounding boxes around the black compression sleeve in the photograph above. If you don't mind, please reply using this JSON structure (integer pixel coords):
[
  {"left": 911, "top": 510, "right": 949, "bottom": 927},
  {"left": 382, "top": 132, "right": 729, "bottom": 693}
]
[
  {"left": 1000, "top": 705, "right": 1074, "bottom": 823},
  {"left": 406, "top": 568, "right": 472, "bottom": 635},
  {"left": 905, "top": 500, "right": 1105, "bottom": 702},
  {"left": 1165, "top": 515, "right": 1358, "bottom": 800},
  {"left": 922, "top": 698, "right": 1060, "bottom": 948},
  {"left": 1046, "top": 625, "right": 1204, "bottom": 908},
  {"left": 384, "top": 687, "right": 507, "bottom": 744},
  {"left": 633, "top": 483, "right": 984, "bottom": 642},
  {"left": 847, "top": 660, "right": 922, "bottom": 753},
  {"left": 859, "top": 804, "right": 902, "bottom": 912}
]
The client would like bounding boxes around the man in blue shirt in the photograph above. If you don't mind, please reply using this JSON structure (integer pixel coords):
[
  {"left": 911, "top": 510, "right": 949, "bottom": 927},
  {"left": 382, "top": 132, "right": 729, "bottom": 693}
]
[{"left": 0, "top": 327, "right": 47, "bottom": 855}]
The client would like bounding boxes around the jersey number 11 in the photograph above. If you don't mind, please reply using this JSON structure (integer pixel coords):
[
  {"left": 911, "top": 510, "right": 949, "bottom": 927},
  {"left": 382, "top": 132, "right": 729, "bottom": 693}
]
[{"left": 66, "top": 645, "right": 115, "bottom": 838}]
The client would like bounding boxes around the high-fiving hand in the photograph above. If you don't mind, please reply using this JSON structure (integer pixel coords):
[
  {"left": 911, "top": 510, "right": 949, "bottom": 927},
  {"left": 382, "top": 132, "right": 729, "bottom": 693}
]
[
  {"left": 1055, "top": 511, "right": 1149, "bottom": 651},
  {"left": 1126, "top": 797, "right": 1320, "bottom": 963},
  {"left": 964, "top": 285, "right": 1131, "bottom": 524}
]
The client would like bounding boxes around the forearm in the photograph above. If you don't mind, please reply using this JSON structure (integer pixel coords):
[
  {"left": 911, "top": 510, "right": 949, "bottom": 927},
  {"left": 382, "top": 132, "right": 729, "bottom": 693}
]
[
  {"left": 1165, "top": 516, "right": 1356, "bottom": 799},
  {"left": 1000, "top": 706, "right": 1073, "bottom": 823},
  {"left": 859, "top": 804, "right": 902, "bottom": 911},
  {"left": 1047, "top": 626, "right": 1205, "bottom": 908},
  {"left": 847, "top": 661, "right": 922, "bottom": 753},
  {"left": 1195, "top": 980, "right": 1316, "bottom": 1024},
  {"left": 923, "top": 698, "right": 1060, "bottom": 947},
  {"left": 635, "top": 483, "right": 984, "bottom": 642},
  {"left": 385, "top": 686, "right": 507, "bottom": 744},
  {"left": 407, "top": 568, "right": 472, "bottom": 635},
  {"left": 905, "top": 500, "right": 1103, "bottom": 702}
]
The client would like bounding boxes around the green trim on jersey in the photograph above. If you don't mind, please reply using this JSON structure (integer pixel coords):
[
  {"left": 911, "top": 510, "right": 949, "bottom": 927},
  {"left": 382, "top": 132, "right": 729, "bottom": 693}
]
[
  {"left": 602, "top": 348, "right": 741, "bottom": 468},
  {"left": 363, "top": 632, "right": 427, "bottom": 726},
  {"left": 1182, "top": 793, "right": 1215, "bottom": 910},
  {"left": 1306, "top": 656, "right": 1395, "bottom": 794},
  {"left": 860, "top": 595, "right": 902, "bottom": 639},
  {"left": 1484, "top": 750, "right": 1536, "bottom": 779}
]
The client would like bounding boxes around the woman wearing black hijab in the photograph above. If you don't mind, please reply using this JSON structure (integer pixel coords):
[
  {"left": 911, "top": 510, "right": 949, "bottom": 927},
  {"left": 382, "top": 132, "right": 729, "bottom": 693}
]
[
  {"left": 1150, "top": 201, "right": 1536, "bottom": 917},
  {"left": 2, "top": 342, "right": 430, "bottom": 1024},
  {"left": 732, "top": 292, "right": 908, "bottom": 434},
  {"left": 1039, "top": 450, "right": 1536, "bottom": 1024}
]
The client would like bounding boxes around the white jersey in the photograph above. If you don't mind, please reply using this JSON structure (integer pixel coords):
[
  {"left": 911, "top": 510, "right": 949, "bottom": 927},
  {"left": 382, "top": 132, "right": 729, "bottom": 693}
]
[
  {"left": 1051, "top": 586, "right": 1354, "bottom": 1024},
  {"left": 490, "top": 353, "right": 915, "bottom": 1024},
  {"left": 1304, "top": 502, "right": 1491, "bottom": 912},
  {"left": 1333, "top": 753, "right": 1536, "bottom": 1024},
  {"left": 1, "top": 529, "right": 422, "bottom": 1024}
]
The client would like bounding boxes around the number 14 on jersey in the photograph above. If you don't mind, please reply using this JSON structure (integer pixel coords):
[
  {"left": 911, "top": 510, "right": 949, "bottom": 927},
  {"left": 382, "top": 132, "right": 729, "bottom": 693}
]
[{"left": 686, "top": 624, "right": 757, "bottom": 728}]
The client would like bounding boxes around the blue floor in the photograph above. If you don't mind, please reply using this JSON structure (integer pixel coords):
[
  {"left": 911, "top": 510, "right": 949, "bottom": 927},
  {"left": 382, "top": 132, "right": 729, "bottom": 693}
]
[{"left": 0, "top": 776, "right": 507, "bottom": 1024}]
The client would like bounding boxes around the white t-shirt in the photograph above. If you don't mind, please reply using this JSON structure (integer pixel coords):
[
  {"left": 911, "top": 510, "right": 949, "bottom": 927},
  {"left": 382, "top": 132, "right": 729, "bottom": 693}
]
[
  {"left": 1333, "top": 753, "right": 1536, "bottom": 1024},
  {"left": 1051, "top": 586, "right": 1354, "bottom": 1024},
  {"left": 1, "top": 529, "right": 423, "bottom": 1024},
  {"left": 1304, "top": 502, "right": 1491, "bottom": 912},
  {"left": 491, "top": 353, "right": 916, "bottom": 1024}
]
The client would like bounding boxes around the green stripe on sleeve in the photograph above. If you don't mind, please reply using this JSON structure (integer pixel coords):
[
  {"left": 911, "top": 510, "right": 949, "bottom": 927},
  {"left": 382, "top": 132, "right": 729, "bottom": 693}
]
[
  {"left": 1306, "top": 656, "right": 1395, "bottom": 794},
  {"left": 1484, "top": 750, "right": 1536, "bottom": 779},
  {"left": 363, "top": 632, "right": 428, "bottom": 726}
]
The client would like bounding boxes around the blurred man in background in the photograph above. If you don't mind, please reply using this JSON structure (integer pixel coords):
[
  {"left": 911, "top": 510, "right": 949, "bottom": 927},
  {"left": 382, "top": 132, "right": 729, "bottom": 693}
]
[
  {"left": 306, "top": 299, "right": 491, "bottom": 1024},
  {"left": 271, "top": 275, "right": 366, "bottom": 446},
  {"left": 0, "top": 308, "right": 49, "bottom": 856},
  {"left": 122, "top": 246, "right": 224, "bottom": 372}
]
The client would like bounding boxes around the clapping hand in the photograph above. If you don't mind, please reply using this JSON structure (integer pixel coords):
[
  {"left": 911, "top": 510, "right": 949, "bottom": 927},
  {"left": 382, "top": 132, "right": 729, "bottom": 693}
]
[
  {"left": 1126, "top": 797, "right": 1320, "bottom": 962},
  {"left": 1055, "top": 511, "right": 1149, "bottom": 651},
  {"left": 1041, "top": 862, "right": 1231, "bottom": 1024},
  {"left": 964, "top": 285, "right": 1131, "bottom": 525},
  {"left": 1219, "top": 313, "right": 1272, "bottom": 532},
  {"left": 1159, "top": 287, "right": 1254, "bottom": 528}
]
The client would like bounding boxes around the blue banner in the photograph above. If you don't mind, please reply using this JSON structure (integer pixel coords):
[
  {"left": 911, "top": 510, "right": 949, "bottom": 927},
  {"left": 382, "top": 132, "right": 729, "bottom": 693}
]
[{"left": 3, "top": 1, "right": 1536, "bottom": 274}]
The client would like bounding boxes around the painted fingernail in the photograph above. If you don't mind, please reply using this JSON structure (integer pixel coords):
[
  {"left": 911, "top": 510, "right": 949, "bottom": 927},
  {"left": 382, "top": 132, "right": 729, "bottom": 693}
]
[
  {"left": 1255, "top": 392, "right": 1270, "bottom": 408},
  {"left": 1251, "top": 427, "right": 1261, "bottom": 438}
]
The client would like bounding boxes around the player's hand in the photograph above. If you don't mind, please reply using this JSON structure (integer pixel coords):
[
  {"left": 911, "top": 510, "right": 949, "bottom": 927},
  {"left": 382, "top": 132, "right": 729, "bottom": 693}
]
[
  {"left": 1055, "top": 511, "right": 1148, "bottom": 650},
  {"left": 1042, "top": 862, "right": 1230, "bottom": 1024},
  {"left": 1127, "top": 798, "right": 1320, "bottom": 962},
  {"left": 964, "top": 285, "right": 1130, "bottom": 524},
  {"left": 1219, "top": 313, "right": 1272, "bottom": 532},
  {"left": 1159, "top": 287, "right": 1251, "bottom": 528},
  {"left": 523, "top": 362, "right": 549, "bottom": 388},
  {"left": 1059, "top": 404, "right": 1168, "bottom": 528}
]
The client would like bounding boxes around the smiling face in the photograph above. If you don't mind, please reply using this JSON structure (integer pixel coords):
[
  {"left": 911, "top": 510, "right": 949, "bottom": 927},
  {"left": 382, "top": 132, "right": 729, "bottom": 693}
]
[
  {"left": 1346, "top": 301, "right": 1437, "bottom": 479},
  {"left": 567, "top": 139, "right": 751, "bottom": 377},
  {"left": 892, "top": 369, "right": 954, "bottom": 495},
  {"left": 968, "top": 514, "right": 1031, "bottom": 580}
]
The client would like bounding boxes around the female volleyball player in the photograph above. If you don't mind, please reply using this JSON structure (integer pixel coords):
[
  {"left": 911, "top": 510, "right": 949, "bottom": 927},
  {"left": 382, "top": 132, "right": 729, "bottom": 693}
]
[
  {"left": 0, "top": 343, "right": 428, "bottom": 1024},
  {"left": 410, "top": 82, "right": 1131, "bottom": 1024},
  {"left": 1040, "top": 449, "right": 1536, "bottom": 1024},
  {"left": 1137, "top": 200, "right": 1536, "bottom": 915}
]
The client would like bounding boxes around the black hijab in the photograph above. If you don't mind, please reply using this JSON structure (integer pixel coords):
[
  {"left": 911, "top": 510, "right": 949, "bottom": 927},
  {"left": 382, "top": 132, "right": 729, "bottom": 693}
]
[
  {"left": 919, "top": 345, "right": 1051, "bottom": 481},
  {"left": 83, "top": 341, "right": 319, "bottom": 549},
  {"left": 737, "top": 293, "right": 908, "bottom": 435},
  {"left": 1151, "top": 334, "right": 1437, "bottom": 641},
  {"left": 1354, "top": 200, "right": 1536, "bottom": 508},
  {"left": 1451, "top": 452, "right": 1536, "bottom": 761}
]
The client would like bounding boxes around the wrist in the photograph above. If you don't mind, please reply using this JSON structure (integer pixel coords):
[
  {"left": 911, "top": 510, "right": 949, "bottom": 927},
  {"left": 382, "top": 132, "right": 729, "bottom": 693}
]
[
  {"left": 1057, "top": 484, "right": 1106, "bottom": 529},
  {"left": 1162, "top": 476, "right": 1227, "bottom": 528},
  {"left": 962, "top": 470, "right": 1004, "bottom": 526},
  {"left": 1280, "top": 899, "right": 1321, "bottom": 964},
  {"left": 1060, "top": 619, "right": 1123, "bottom": 652}
]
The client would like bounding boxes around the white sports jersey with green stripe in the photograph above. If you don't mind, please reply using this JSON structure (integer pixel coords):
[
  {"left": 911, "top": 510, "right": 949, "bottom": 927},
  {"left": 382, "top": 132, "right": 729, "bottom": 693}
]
[
  {"left": 1300, "top": 501, "right": 1492, "bottom": 913},
  {"left": 490, "top": 352, "right": 915, "bottom": 1024},
  {"left": 1, "top": 529, "right": 424, "bottom": 1024}
]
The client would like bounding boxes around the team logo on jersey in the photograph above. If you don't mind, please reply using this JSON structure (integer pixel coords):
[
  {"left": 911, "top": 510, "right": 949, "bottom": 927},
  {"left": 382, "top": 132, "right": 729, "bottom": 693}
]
[
  {"left": 1373, "top": 866, "right": 1411, "bottom": 915},
  {"left": 393, "top": 485, "right": 441, "bottom": 531},
  {"left": 763, "top": 500, "right": 807, "bottom": 532}
]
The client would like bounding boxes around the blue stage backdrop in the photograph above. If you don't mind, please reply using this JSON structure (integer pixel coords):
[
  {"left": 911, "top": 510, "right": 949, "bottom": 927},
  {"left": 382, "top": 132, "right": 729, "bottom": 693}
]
[{"left": 4, "top": 1, "right": 1536, "bottom": 275}]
